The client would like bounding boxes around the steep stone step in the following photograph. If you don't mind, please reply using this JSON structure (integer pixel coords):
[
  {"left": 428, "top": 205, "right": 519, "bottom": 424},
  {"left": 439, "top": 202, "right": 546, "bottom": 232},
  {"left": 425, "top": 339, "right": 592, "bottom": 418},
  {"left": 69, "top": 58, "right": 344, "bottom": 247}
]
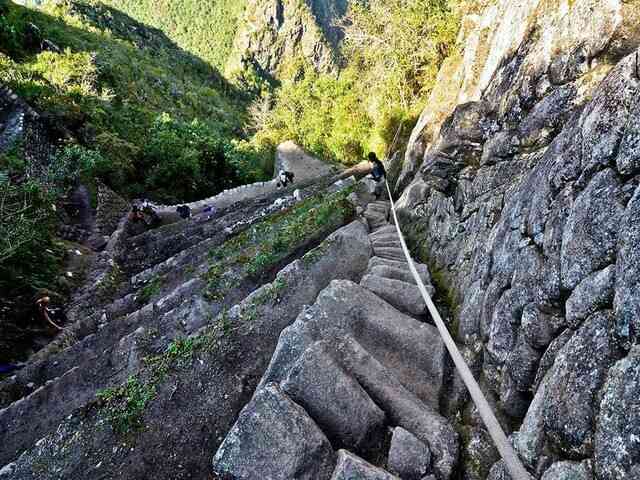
[
  {"left": 334, "top": 337, "right": 458, "bottom": 480},
  {"left": 215, "top": 279, "right": 457, "bottom": 479},
  {"left": 0, "top": 367, "right": 84, "bottom": 467},
  {"left": 331, "top": 450, "right": 399, "bottom": 480},
  {"left": 372, "top": 246, "right": 406, "bottom": 262},
  {"left": 259, "top": 280, "right": 447, "bottom": 410},
  {"left": 130, "top": 234, "right": 219, "bottom": 286},
  {"left": 369, "top": 265, "right": 422, "bottom": 286},
  {"left": 0, "top": 278, "right": 205, "bottom": 411},
  {"left": 364, "top": 204, "right": 390, "bottom": 233},
  {"left": 0, "top": 289, "right": 220, "bottom": 466},
  {"left": 369, "top": 225, "right": 397, "bottom": 237},
  {"left": 0, "top": 217, "right": 371, "bottom": 468},
  {"left": 368, "top": 258, "right": 432, "bottom": 288},
  {"left": 281, "top": 341, "right": 386, "bottom": 451},
  {"left": 369, "top": 233, "right": 400, "bottom": 244},
  {"left": 360, "top": 274, "right": 428, "bottom": 317},
  {"left": 213, "top": 383, "right": 336, "bottom": 480},
  {"left": 371, "top": 239, "right": 401, "bottom": 249}
]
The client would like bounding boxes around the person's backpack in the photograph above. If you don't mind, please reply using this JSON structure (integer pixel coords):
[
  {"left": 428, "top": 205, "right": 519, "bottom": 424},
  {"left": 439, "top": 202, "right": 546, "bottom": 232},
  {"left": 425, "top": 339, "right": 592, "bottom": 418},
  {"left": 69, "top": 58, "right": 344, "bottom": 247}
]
[
  {"left": 176, "top": 205, "right": 191, "bottom": 219},
  {"left": 372, "top": 161, "right": 386, "bottom": 181}
]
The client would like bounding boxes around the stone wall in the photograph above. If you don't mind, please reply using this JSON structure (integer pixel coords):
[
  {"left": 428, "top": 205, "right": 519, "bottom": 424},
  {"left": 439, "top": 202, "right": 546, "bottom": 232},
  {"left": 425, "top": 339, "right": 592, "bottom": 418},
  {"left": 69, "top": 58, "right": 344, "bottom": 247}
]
[
  {"left": 0, "top": 83, "right": 56, "bottom": 178},
  {"left": 396, "top": 0, "right": 640, "bottom": 478}
]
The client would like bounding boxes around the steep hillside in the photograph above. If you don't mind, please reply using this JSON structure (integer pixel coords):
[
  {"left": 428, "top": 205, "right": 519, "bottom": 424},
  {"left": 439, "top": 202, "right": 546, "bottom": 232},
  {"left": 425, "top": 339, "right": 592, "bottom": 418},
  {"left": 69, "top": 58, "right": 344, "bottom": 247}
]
[
  {"left": 0, "top": 0, "right": 269, "bottom": 366},
  {"left": 0, "top": 0, "right": 268, "bottom": 202},
  {"left": 92, "top": 0, "right": 247, "bottom": 71},
  {"left": 225, "top": 0, "right": 348, "bottom": 80},
  {"left": 88, "top": 0, "right": 349, "bottom": 84}
]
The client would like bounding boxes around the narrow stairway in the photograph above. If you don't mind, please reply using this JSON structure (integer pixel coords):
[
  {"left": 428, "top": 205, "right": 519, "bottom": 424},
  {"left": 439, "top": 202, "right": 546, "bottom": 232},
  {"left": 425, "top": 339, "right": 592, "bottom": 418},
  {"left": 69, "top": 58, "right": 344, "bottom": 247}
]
[
  {"left": 213, "top": 199, "right": 459, "bottom": 480},
  {"left": 0, "top": 176, "right": 352, "bottom": 468}
]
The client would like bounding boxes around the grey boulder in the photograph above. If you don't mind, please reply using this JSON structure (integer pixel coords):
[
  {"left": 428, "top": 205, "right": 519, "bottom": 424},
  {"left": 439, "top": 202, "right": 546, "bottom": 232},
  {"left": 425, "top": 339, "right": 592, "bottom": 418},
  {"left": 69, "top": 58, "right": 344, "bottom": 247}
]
[
  {"left": 594, "top": 345, "right": 640, "bottom": 480},
  {"left": 614, "top": 185, "right": 640, "bottom": 343},
  {"left": 212, "top": 383, "right": 335, "bottom": 480},
  {"left": 543, "top": 311, "right": 621, "bottom": 458},
  {"left": 281, "top": 341, "right": 386, "bottom": 451},
  {"left": 560, "top": 169, "right": 624, "bottom": 291},
  {"left": 388, "top": 427, "right": 432, "bottom": 479},
  {"left": 330, "top": 450, "right": 399, "bottom": 480},
  {"left": 540, "top": 460, "right": 593, "bottom": 480},
  {"left": 565, "top": 265, "right": 615, "bottom": 329}
]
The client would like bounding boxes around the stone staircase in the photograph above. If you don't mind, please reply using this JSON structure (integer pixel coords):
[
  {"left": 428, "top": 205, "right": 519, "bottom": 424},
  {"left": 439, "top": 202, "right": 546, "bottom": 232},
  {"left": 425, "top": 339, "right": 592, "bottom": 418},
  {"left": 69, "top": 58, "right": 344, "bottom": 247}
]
[
  {"left": 0, "top": 179, "right": 464, "bottom": 479},
  {"left": 0, "top": 175, "right": 355, "bottom": 469},
  {"left": 212, "top": 199, "right": 460, "bottom": 480}
]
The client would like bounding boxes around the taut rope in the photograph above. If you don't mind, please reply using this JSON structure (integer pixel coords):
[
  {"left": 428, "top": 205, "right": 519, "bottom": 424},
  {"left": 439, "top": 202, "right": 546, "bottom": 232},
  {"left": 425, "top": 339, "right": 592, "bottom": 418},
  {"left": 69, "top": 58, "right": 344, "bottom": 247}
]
[{"left": 384, "top": 180, "right": 532, "bottom": 480}]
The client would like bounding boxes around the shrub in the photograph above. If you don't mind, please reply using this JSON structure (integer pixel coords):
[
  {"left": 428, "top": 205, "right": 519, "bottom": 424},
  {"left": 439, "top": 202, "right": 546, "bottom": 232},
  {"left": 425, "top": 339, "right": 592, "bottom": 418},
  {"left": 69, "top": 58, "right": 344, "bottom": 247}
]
[
  {"left": 256, "top": 0, "right": 463, "bottom": 165},
  {"left": 47, "top": 144, "right": 108, "bottom": 190},
  {"left": 141, "top": 114, "right": 271, "bottom": 203}
]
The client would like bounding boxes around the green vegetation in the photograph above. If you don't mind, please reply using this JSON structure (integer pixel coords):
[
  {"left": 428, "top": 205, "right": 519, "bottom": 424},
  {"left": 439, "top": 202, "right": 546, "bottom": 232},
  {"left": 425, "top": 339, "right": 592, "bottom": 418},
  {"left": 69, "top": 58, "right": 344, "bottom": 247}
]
[
  {"left": 0, "top": 0, "right": 271, "bottom": 202},
  {"left": 0, "top": 143, "right": 81, "bottom": 329},
  {"left": 203, "top": 187, "right": 355, "bottom": 300},
  {"left": 96, "top": 0, "right": 247, "bottom": 71},
  {"left": 97, "top": 376, "right": 157, "bottom": 434},
  {"left": 96, "top": 335, "right": 213, "bottom": 434},
  {"left": 0, "top": 0, "right": 273, "bottom": 339},
  {"left": 96, "top": 262, "right": 126, "bottom": 301},
  {"left": 254, "top": 0, "right": 464, "bottom": 164},
  {"left": 137, "top": 276, "right": 163, "bottom": 305}
]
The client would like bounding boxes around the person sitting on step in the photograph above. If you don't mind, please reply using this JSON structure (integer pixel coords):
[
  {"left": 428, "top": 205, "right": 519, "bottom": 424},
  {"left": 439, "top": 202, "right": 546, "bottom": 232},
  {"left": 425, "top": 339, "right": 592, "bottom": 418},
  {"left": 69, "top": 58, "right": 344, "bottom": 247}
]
[
  {"left": 128, "top": 203, "right": 144, "bottom": 223},
  {"left": 367, "top": 152, "right": 387, "bottom": 199},
  {"left": 141, "top": 200, "right": 161, "bottom": 228},
  {"left": 277, "top": 170, "right": 295, "bottom": 188}
]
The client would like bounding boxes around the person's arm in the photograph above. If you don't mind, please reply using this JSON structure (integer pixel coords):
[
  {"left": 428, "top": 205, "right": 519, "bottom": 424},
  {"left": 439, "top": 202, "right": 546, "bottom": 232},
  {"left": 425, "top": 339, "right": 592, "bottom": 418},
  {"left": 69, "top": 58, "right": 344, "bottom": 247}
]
[{"left": 44, "top": 308, "right": 63, "bottom": 331}]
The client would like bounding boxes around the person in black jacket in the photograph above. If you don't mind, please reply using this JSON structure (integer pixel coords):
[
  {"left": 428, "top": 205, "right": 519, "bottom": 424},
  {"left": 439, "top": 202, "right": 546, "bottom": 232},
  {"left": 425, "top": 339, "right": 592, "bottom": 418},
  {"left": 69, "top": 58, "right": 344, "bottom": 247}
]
[
  {"left": 368, "top": 152, "right": 387, "bottom": 181},
  {"left": 367, "top": 152, "right": 387, "bottom": 198}
]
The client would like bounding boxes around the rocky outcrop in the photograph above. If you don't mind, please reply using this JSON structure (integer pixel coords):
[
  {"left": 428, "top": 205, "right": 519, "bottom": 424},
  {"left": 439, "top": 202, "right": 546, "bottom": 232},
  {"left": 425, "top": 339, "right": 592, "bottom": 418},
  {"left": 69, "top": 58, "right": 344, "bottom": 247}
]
[
  {"left": 396, "top": 0, "right": 640, "bottom": 477},
  {"left": 225, "top": 0, "right": 349, "bottom": 79}
]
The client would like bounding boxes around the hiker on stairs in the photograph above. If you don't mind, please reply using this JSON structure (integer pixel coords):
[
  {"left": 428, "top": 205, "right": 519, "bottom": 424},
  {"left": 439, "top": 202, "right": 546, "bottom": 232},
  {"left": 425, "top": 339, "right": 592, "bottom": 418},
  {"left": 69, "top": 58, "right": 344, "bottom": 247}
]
[
  {"left": 366, "top": 152, "right": 387, "bottom": 199},
  {"left": 141, "top": 200, "right": 162, "bottom": 228},
  {"left": 35, "top": 296, "right": 64, "bottom": 332},
  {"left": 277, "top": 170, "right": 295, "bottom": 188}
]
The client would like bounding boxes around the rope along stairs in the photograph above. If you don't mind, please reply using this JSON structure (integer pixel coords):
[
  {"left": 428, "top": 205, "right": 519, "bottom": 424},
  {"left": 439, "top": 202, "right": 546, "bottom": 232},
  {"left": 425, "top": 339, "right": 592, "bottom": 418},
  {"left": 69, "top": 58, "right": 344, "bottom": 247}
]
[
  {"left": 384, "top": 181, "right": 531, "bottom": 480},
  {"left": 212, "top": 183, "right": 532, "bottom": 479}
]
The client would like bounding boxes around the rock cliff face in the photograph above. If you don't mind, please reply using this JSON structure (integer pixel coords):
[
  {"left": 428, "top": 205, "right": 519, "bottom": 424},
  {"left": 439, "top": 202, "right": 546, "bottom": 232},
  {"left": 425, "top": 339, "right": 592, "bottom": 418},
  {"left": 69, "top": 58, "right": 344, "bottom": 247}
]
[
  {"left": 396, "top": 0, "right": 640, "bottom": 477},
  {"left": 225, "top": 0, "right": 349, "bottom": 78}
]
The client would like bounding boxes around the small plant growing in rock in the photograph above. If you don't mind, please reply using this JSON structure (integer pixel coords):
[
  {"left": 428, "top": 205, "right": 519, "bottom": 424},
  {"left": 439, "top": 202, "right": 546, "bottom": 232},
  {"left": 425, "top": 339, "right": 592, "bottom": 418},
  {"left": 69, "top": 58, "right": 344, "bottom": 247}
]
[
  {"left": 137, "top": 276, "right": 163, "bottom": 304},
  {"left": 97, "top": 376, "right": 156, "bottom": 434}
]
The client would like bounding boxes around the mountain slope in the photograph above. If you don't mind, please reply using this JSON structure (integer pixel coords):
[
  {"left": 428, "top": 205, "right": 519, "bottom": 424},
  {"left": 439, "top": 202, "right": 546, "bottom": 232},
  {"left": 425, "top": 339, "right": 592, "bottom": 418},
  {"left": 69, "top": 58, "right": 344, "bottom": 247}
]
[{"left": 92, "top": 0, "right": 247, "bottom": 71}]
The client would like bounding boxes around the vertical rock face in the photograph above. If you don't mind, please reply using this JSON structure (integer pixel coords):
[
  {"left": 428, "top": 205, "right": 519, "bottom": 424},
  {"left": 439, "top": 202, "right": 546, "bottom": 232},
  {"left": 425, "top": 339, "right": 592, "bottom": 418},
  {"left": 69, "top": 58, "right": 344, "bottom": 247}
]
[
  {"left": 225, "top": 0, "right": 349, "bottom": 78},
  {"left": 396, "top": 0, "right": 640, "bottom": 476}
]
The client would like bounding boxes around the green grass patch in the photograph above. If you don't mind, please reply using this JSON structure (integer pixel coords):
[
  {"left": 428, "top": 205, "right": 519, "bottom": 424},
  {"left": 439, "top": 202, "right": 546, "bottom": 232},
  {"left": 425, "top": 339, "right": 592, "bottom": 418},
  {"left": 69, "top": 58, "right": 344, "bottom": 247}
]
[
  {"left": 96, "top": 335, "right": 214, "bottom": 434},
  {"left": 96, "top": 262, "right": 125, "bottom": 301},
  {"left": 96, "top": 376, "right": 156, "bottom": 434},
  {"left": 202, "top": 187, "right": 355, "bottom": 301},
  {"left": 137, "top": 276, "right": 163, "bottom": 304}
]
